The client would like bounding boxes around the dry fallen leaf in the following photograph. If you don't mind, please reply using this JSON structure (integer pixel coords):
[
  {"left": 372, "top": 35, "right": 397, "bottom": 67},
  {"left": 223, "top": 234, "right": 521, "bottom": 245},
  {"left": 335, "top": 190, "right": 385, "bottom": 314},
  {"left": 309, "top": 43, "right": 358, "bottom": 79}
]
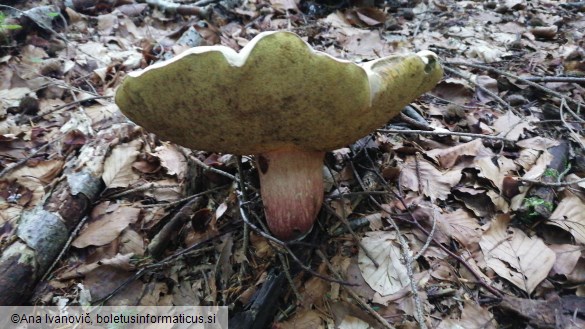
[
  {"left": 480, "top": 214, "right": 556, "bottom": 293},
  {"left": 399, "top": 156, "right": 462, "bottom": 200},
  {"left": 548, "top": 194, "right": 585, "bottom": 245},
  {"left": 438, "top": 301, "right": 497, "bottom": 329},
  {"left": 73, "top": 204, "right": 140, "bottom": 248},
  {"left": 102, "top": 139, "right": 142, "bottom": 188},
  {"left": 358, "top": 231, "right": 410, "bottom": 297},
  {"left": 440, "top": 209, "right": 482, "bottom": 250},
  {"left": 426, "top": 139, "right": 493, "bottom": 169},
  {"left": 493, "top": 110, "right": 536, "bottom": 141}
]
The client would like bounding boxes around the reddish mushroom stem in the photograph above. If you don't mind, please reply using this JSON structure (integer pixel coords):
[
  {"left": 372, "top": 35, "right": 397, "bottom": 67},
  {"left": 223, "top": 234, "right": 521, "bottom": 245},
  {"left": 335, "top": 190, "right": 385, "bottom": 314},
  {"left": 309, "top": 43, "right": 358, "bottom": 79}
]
[{"left": 256, "top": 148, "right": 325, "bottom": 240}]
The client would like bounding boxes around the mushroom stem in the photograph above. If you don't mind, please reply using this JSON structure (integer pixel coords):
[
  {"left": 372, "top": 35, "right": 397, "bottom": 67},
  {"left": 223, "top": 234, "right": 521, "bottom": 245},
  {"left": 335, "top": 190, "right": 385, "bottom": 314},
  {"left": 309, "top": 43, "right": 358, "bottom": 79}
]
[{"left": 256, "top": 148, "right": 325, "bottom": 240}]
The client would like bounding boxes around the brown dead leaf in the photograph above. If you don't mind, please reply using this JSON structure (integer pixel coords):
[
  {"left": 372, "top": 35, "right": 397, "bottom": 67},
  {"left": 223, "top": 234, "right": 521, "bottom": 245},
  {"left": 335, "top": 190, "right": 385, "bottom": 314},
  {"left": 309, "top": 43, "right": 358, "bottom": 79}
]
[
  {"left": 73, "top": 204, "right": 140, "bottom": 248},
  {"left": 549, "top": 244, "right": 582, "bottom": 276},
  {"left": 358, "top": 231, "right": 411, "bottom": 297},
  {"left": 515, "top": 148, "right": 540, "bottom": 170},
  {"left": 438, "top": 301, "right": 497, "bottom": 329},
  {"left": 151, "top": 143, "right": 187, "bottom": 180},
  {"left": 270, "top": 0, "right": 299, "bottom": 13},
  {"left": 516, "top": 137, "right": 560, "bottom": 150},
  {"left": 6, "top": 159, "right": 64, "bottom": 207},
  {"left": 493, "top": 110, "right": 536, "bottom": 141},
  {"left": 431, "top": 79, "right": 475, "bottom": 104},
  {"left": 475, "top": 156, "right": 517, "bottom": 191},
  {"left": 548, "top": 194, "right": 585, "bottom": 245},
  {"left": 274, "top": 309, "right": 322, "bottom": 329},
  {"left": 102, "top": 139, "right": 142, "bottom": 188},
  {"left": 399, "top": 156, "right": 462, "bottom": 200},
  {"left": 480, "top": 214, "right": 556, "bottom": 293},
  {"left": 426, "top": 139, "right": 493, "bottom": 169},
  {"left": 453, "top": 187, "right": 496, "bottom": 218},
  {"left": 441, "top": 209, "right": 482, "bottom": 250}
]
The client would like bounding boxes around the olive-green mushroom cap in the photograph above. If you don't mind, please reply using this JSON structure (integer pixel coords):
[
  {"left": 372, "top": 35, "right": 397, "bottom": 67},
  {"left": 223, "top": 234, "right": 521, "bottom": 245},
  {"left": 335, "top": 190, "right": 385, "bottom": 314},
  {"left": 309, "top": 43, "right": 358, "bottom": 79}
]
[{"left": 115, "top": 31, "right": 442, "bottom": 155}]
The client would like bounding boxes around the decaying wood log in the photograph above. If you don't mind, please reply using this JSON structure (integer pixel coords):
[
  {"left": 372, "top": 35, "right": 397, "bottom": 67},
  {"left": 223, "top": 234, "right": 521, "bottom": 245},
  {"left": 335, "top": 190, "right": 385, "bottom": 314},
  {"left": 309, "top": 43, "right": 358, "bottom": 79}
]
[
  {"left": 0, "top": 124, "right": 137, "bottom": 305},
  {"left": 518, "top": 141, "right": 570, "bottom": 220}
]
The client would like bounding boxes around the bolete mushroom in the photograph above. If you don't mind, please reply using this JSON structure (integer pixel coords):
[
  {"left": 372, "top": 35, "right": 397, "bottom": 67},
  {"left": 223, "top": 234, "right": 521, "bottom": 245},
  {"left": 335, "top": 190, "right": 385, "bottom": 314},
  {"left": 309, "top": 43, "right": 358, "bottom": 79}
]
[{"left": 115, "top": 31, "right": 442, "bottom": 240}]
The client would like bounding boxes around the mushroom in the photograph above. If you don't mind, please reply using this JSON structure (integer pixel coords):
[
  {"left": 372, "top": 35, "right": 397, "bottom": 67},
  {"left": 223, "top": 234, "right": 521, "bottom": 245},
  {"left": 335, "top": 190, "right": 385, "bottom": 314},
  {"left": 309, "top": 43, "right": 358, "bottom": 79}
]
[{"left": 115, "top": 31, "right": 442, "bottom": 240}]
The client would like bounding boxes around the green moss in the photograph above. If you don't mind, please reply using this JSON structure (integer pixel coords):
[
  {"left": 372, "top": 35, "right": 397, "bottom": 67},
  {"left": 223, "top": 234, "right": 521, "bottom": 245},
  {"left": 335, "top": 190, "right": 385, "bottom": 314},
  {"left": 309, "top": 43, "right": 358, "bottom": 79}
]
[
  {"left": 522, "top": 197, "right": 554, "bottom": 218},
  {"left": 542, "top": 168, "right": 559, "bottom": 178}
]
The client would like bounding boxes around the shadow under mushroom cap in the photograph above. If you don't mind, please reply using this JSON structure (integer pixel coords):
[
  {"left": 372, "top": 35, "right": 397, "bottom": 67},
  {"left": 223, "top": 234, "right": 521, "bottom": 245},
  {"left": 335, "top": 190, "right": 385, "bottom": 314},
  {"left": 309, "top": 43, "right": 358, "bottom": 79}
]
[{"left": 115, "top": 31, "right": 443, "bottom": 155}]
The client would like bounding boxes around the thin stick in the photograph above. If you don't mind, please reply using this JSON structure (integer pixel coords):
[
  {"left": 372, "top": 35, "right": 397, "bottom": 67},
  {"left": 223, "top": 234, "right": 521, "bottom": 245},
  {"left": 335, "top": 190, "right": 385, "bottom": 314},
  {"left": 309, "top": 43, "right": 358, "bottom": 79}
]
[
  {"left": 189, "top": 154, "right": 238, "bottom": 182},
  {"left": 523, "top": 76, "right": 585, "bottom": 83},
  {"left": 236, "top": 156, "right": 250, "bottom": 255},
  {"left": 137, "top": 185, "right": 229, "bottom": 208},
  {"left": 41, "top": 215, "right": 89, "bottom": 282},
  {"left": 322, "top": 202, "right": 379, "bottom": 268},
  {"left": 316, "top": 250, "right": 396, "bottom": 329},
  {"left": 376, "top": 129, "right": 515, "bottom": 142},
  {"left": 445, "top": 61, "right": 585, "bottom": 118},
  {"left": 443, "top": 66, "right": 509, "bottom": 111},
  {"left": 0, "top": 141, "right": 54, "bottom": 178},
  {"left": 348, "top": 159, "right": 427, "bottom": 329}
]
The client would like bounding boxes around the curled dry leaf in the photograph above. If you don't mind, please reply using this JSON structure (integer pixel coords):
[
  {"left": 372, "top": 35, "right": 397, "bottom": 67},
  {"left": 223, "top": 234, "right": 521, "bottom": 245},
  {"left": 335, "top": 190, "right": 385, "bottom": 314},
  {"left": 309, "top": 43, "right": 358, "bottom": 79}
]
[
  {"left": 399, "top": 156, "right": 462, "bottom": 200},
  {"left": 358, "top": 231, "right": 410, "bottom": 297},
  {"left": 151, "top": 143, "right": 187, "bottom": 180},
  {"left": 72, "top": 204, "right": 140, "bottom": 248},
  {"left": 426, "top": 139, "right": 493, "bottom": 169},
  {"left": 480, "top": 214, "right": 556, "bottom": 293},
  {"left": 493, "top": 110, "right": 536, "bottom": 141},
  {"left": 548, "top": 194, "right": 585, "bottom": 245},
  {"left": 548, "top": 244, "right": 582, "bottom": 276},
  {"left": 441, "top": 209, "right": 482, "bottom": 250},
  {"left": 102, "top": 139, "right": 142, "bottom": 188},
  {"left": 437, "top": 301, "right": 497, "bottom": 329},
  {"left": 474, "top": 156, "right": 517, "bottom": 191}
]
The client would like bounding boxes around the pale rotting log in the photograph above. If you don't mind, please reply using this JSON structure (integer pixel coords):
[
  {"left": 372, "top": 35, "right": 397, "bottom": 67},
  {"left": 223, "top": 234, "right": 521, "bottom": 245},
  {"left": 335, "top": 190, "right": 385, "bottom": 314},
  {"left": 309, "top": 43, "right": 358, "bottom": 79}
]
[{"left": 0, "top": 124, "right": 136, "bottom": 305}]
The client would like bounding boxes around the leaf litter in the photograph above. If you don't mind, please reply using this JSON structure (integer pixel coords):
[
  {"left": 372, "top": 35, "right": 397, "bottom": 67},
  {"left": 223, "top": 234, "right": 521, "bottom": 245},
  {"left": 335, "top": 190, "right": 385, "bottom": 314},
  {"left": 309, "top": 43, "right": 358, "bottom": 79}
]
[{"left": 0, "top": 0, "right": 585, "bottom": 328}]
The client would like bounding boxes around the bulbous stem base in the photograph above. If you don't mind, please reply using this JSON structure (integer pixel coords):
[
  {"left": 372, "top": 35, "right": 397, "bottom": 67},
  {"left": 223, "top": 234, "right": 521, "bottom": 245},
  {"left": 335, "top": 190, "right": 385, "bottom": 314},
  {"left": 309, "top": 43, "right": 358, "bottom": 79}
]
[{"left": 256, "top": 149, "right": 325, "bottom": 240}]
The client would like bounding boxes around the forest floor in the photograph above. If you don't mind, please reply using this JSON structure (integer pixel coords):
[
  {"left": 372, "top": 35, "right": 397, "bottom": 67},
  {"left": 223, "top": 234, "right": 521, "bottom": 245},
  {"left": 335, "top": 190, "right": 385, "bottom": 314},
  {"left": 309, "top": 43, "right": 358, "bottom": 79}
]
[{"left": 1, "top": 0, "right": 585, "bottom": 328}]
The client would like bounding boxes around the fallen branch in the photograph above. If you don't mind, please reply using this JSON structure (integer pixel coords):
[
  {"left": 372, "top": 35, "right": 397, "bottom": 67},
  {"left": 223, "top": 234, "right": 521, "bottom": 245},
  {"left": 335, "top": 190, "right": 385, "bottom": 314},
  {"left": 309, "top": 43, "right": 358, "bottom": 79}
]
[
  {"left": 0, "top": 124, "right": 136, "bottom": 305},
  {"left": 138, "top": 0, "right": 210, "bottom": 18},
  {"left": 377, "top": 128, "right": 515, "bottom": 142}
]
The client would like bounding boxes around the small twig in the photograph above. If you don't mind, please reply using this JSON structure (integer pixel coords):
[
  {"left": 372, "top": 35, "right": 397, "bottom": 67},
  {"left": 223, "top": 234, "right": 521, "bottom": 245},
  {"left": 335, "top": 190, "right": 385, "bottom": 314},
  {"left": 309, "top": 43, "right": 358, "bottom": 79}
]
[
  {"left": 326, "top": 191, "right": 391, "bottom": 199},
  {"left": 412, "top": 206, "right": 436, "bottom": 261},
  {"left": 376, "top": 128, "right": 515, "bottom": 142},
  {"left": 94, "top": 228, "right": 235, "bottom": 305},
  {"left": 188, "top": 154, "right": 238, "bottom": 182},
  {"left": 27, "top": 95, "right": 112, "bottom": 123},
  {"left": 560, "top": 99, "right": 585, "bottom": 150},
  {"left": 523, "top": 76, "right": 585, "bottom": 83},
  {"left": 347, "top": 159, "right": 427, "bottom": 329},
  {"left": 236, "top": 156, "right": 250, "bottom": 256},
  {"left": 316, "top": 250, "right": 396, "bottom": 329},
  {"left": 399, "top": 112, "right": 433, "bottom": 131},
  {"left": 445, "top": 61, "right": 585, "bottom": 118},
  {"left": 137, "top": 184, "right": 229, "bottom": 208},
  {"left": 277, "top": 252, "right": 301, "bottom": 301},
  {"left": 414, "top": 153, "right": 424, "bottom": 196},
  {"left": 107, "top": 183, "right": 180, "bottom": 199},
  {"left": 41, "top": 216, "right": 90, "bottom": 282},
  {"left": 443, "top": 66, "right": 509, "bottom": 111},
  {"left": 0, "top": 141, "right": 54, "bottom": 178},
  {"left": 519, "top": 175, "right": 585, "bottom": 187},
  {"left": 322, "top": 203, "right": 379, "bottom": 268}
]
